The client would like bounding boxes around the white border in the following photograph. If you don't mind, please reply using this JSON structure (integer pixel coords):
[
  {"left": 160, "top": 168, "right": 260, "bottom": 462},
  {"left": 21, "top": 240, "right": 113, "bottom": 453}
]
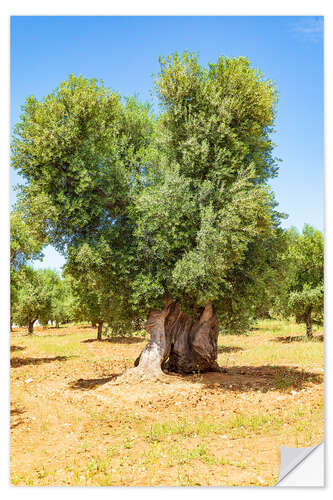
[{"left": 1, "top": 1, "right": 332, "bottom": 498}]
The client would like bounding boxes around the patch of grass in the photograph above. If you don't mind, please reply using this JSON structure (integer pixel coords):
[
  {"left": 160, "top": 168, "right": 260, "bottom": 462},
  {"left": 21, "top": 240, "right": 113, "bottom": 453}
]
[
  {"left": 217, "top": 318, "right": 323, "bottom": 371},
  {"left": 123, "top": 437, "right": 135, "bottom": 449},
  {"left": 176, "top": 470, "right": 202, "bottom": 486},
  {"left": 144, "top": 417, "right": 224, "bottom": 442},
  {"left": 11, "top": 475, "right": 30, "bottom": 486},
  {"left": 86, "top": 456, "right": 109, "bottom": 474},
  {"left": 228, "top": 412, "right": 283, "bottom": 437}
]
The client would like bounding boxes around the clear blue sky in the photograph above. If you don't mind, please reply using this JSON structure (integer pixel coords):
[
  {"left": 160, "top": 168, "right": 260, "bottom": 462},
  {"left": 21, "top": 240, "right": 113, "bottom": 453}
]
[{"left": 10, "top": 16, "right": 324, "bottom": 271}]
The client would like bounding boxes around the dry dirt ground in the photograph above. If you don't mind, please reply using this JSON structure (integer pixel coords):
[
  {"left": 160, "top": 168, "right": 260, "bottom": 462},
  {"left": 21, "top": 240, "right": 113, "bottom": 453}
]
[{"left": 10, "top": 319, "right": 324, "bottom": 486}]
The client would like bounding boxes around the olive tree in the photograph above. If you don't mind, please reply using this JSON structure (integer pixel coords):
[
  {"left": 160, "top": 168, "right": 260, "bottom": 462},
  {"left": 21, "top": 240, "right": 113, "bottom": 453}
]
[
  {"left": 12, "top": 55, "right": 284, "bottom": 377},
  {"left": 38, "top": 270, "right": 69, "bottom": 328},
  {"left": 10, "top": 209, "right": 46, "bottom": 330},
  {"left": 12, "top": 268, "right": 57, "bottom": 333},
  {"left": 273, "top": 225, "right": 324, "bottom": 337},
  {"left": 64, "top": 242, "right": 128, "bottom": 340}
]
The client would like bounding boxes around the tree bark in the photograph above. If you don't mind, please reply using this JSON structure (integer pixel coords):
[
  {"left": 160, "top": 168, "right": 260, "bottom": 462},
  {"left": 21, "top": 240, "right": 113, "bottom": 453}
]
[
  {"left": 97, "top": 321, "right": 103, "bottom": 341},
  {"left": 305, "top": 309, "right": 313, "bottom": 338},
  {"left": 133, "top": 300, "right": 222, "bottom": 378},
  {"left": 28, "top": 319, "right": 36, "bottom": 334}
]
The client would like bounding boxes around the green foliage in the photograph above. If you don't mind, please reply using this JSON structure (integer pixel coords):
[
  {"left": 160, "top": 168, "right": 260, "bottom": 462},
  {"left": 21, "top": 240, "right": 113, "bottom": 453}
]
[
  {"left": 288, "top": 285, "right": 323, "bottom": 322},
  {"left": 271, "top": 225, "right": 324, "bottom": 334},
  {"left": 12, "top": 55, "right": 286, "bottom": 333},
  {"left": 38, "top": 270, "right": 69, "bottom": 327},
  {"left": 156, "top": 52, "right": 278, "bottom": 184},
  {"left": 12, "top": 268, "right": 54, "bottom": 331},
  {"left": 10, "top": 208, "right": 47, "bottom": 330},
  {"left": 10, "top": 209, "right": 44, "bottom": 270},
  {"left": 129, "top": 53, "right": 284, "bottom": 328},
  {"left": 12, "top": 75, "right": 154, "bottom": 251},
  {"left": 64, "top": 242, "right": 137, "bottom": 336},
  {"left": 11, "top": 266, "right": 71, "bottom": 332}
]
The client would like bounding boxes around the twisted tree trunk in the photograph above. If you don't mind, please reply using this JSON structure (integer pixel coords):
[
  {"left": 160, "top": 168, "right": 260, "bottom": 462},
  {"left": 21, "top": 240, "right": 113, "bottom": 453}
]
[{"left": 133, "top": 300, "right": 222, "bottom": 378}]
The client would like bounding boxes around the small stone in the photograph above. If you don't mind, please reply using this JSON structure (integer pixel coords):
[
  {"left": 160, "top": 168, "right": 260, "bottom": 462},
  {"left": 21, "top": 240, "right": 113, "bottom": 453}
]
[{"left": 24, "top": 378, "right": 33, "bottom": 383}]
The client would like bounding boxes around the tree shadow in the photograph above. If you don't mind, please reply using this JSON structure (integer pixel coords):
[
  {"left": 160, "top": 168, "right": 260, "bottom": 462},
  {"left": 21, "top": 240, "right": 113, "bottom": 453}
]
[
  {"left": 189, "top": 365, "right": 323, "bottom": 393},
  {"left": 16, "top": 332, "right": 71, "bottom": 338},
  {"left": 10, "top": 355, "right": 70, "bottom": 368},
  {"left": 75, "top": 325, "right": 97, "bottom": 329},
  {"left": 273, "top": 335, "right": 324, "bottom": 343},
  {"left": 10, "top": 407, "right": 26, "bottom": 429},
  {"left": 10, "top": 408, "right": 25, "bottom": 416},
  {"left": 10, "top": 345, "right": 25, "bottom": 352},
  {"left": 82, "top": 337, "right": 145, "bottom": 345},
  {"left": 42, "top": 324, "right": 68, "bottom": 329},
  {"left": 69, "top": 375, "right": 120, "bottom": 390},
  {"left": 217, "top": 346, "right": 243, "bottom": 353}
]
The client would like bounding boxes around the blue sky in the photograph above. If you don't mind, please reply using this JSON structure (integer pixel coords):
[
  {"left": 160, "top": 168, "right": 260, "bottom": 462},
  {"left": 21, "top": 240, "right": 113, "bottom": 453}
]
[{"left": 10, "top": 16, "right": 324, "bottom": 271}]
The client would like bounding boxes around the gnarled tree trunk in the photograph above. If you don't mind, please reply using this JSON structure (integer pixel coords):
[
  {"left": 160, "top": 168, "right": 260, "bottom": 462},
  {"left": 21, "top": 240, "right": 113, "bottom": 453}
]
[{"left": 131, "top": 300, "right": 222, "bottom": 379}]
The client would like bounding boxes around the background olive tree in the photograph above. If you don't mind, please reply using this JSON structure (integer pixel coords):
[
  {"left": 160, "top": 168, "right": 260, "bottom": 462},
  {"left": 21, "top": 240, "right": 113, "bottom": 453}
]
[
  {"left": 10, "top": 209, "right": 46, "bottom": 331},
  {"left": 64, "top": 242, "right": 131, "bottom": 340},
  {"left": 272, "top": 225, "right": 324, "bottom": 337},
  {"left": 12, "top": 268, "right": 61, "bottom": 333}
]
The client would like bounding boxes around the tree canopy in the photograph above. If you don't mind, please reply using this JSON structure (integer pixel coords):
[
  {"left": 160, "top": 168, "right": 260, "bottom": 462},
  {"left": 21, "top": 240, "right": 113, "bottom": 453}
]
[
  {"left": 10, "top": 209, "right": 44, "bottom": 270},
  {"left": 273, "top": 224, "right": 324, "bottom": 337},
  {"left": 12, "top": 75, "right": 154, "bottom": 251},
  {"left": 64, "top": 242, "right": 131, "bottom": 339},
  {"left": 12, "top": 54, "right": 283, "bottom": 325},
  {"left": 10, "top": 208, "right": 47, "bottom": 330},
  {"left": 12, "top": 268, "right": 60, "bottom": 333},
  {"left": 12, "top": 52, "right": 289, "bottom": 374}
]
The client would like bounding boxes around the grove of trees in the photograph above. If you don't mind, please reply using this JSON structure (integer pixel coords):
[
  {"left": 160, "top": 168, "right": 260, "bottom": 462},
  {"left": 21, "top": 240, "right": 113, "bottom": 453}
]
[
  {"left": 10, "top": 52, "right": 324, "bottom": 374},
  {"left": 272, "top": 225, "right": 324, "bottom": 337}
]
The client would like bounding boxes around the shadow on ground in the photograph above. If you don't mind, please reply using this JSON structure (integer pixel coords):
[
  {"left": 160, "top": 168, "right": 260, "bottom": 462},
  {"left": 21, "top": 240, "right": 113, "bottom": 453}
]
[
  {"left": 10, "top": 407, "right": 26, "bottom": 429},
  {"left": 273, "top": 335, "right": 324, "bottom": 343},
  {"left": 82, "top": 337, "right": 145, "bottom": 345},
  {"left": 69, "top": 375, "right": 120, "bottom": 390},
  {"left": 10, "top": 355, "right": 70, "bottom": 368},
  {"left": 218, "top": 346, "right": 243, "bottom": 353},
  {"left": 68, "top": 365, "right": 323, "bottom": 394},
  {"left": 184, "top": 365, "right": 323, "bottom": 393},
  {"left": 10, "top": 346, "right": 25, "bottom": 352},
  {"left": 10, "top": 408, "right": 25, "bottom": 416}
]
